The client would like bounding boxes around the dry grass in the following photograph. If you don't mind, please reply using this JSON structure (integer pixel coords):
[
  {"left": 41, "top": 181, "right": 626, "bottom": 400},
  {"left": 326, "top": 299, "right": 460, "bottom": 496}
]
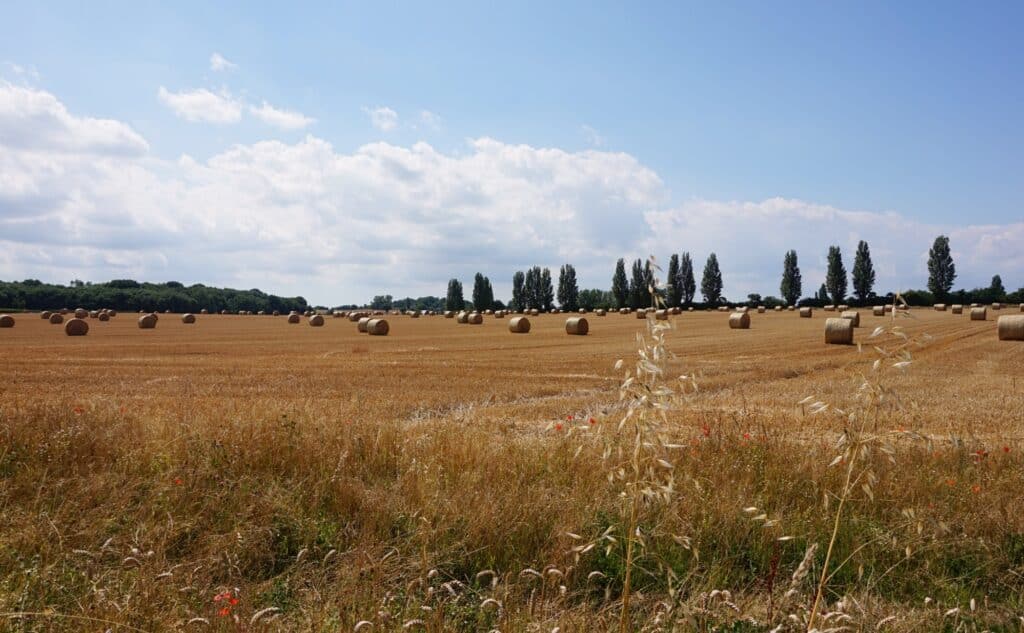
[{"left": 1, "top": 310, "right": 1022, "bottom": 630}]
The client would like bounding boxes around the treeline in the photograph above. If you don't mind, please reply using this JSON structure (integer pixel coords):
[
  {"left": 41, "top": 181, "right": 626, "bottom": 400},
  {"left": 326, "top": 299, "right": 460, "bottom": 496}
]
[{"left": 0, "top": 279, "right": 309, "bottom": 313}]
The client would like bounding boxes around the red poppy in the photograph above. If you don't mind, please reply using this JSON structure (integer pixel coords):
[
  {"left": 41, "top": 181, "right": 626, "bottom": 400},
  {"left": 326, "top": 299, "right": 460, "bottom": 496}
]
[
  {"left": 219, "top": 607, "right": 230, "bottom": 617},
  {"left": 1004, "top": 446, "right": 1011, "bottom": 453},
  {"left": 971, "top": 485, "right": 981, "bottom": 494},
  {"left": 555, "top": 423, "right": 563, "bottom": 431},
  {"left": 174, "top": 477, "right": 183, "bottom": 485},
  {"left": 73, "top": 406, "right": 84, "bottom": 415},
  {"left": 946, "top": 478, "right": 956, "bottom": 487},
  {"left": 229, "top": 597, "right": 239, "bottom": 606},
  {"left": 701, "top": 424, "right": 710, "bottom": 437},
  {"left": 742, "top": 433, "right": 751, "bottom": 441},
  {"left": 588, "top": 417, "right": 596, "bottom": 425},
  {"left": 566, "top": 415, "right": 573, "bottom": 421}
]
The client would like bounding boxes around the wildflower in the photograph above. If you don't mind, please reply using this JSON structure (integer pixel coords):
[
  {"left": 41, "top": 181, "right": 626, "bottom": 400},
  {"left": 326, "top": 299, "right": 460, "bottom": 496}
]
[
  {"left": 742, "top": 432, "right": 751, "bottom": 441},
  {"left": 566, "top": 414, "right": 573, "bottom": 421},
  {"left": 219, "top": 607, "right": 230, "bottom": 617},
  {"left": 588, "top": 417, "right": 596, "bottom": 425},
  {"left": 555, "top": 423, "right": 563, "bottom": 432},
  {"left": 174, "top": 477, "right": 183, "bottom": 485},
  {"left": 946, "top": 478, "right": 956, "bottom": 487},
  {"left": 701, "top": 424, "right": 710, "bottom": 437},
  {"left": 1003, "top": 446, "right": 1011, "bottom": 453},
  {"left": 73, "top": 406, "right": 84, "bottom": 415},
  {"left": 971, "top": 485, "right": 981, "bottom": 494}
]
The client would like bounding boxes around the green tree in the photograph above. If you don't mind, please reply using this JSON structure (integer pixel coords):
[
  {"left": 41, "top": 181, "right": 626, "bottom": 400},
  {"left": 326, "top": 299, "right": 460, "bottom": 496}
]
[
  {"left": 628, "top": 259, "right": 647, "bottom": 309},
  {"left": 851, "top": 240, "right": 876, "bottom": 302},
  {"left": 511, "top": 271, "right": 525, "bottom": 311},
  {"left": 817, "top": 283, "right": 830, "bottom": 302},
  {"left": 990, "top": 274, "right": 1006, "bottom": 301},
  {"left": 524, "top": 267, "right": 540, "bottom": 309},
  {"left": 927, "top": 235, "right": 956, "bottom": 301},
  {"left": 445, "top": 278, "right": 465, "bottom": 311},
  {"left": 612, "top": 258, "right": 629, "bottom": 309},
  {"left": 825, "top": 246, "right": 848, "bottom": 304},
  {"left": 701, "top": 253, "right": 723, "bottom": 304},
  {"left": 679, "top": 252, "right": 696, "bottom": 304},
  {"left": 557, "top": 264, "right": 580, "bottom": 311},
  {"left": 579, "top": 289, "right": 614, "bottom": 310},
  {"left": 665, "top": 254, "right": 681, "bottom": 307},
  {"left": 780, "top": 250, "right": 802, "bottom": 306},
  {"left": 540, "top": 268, "right": 555, "bottom": 311},
  {"left": 472, "top": 273, "right": 493, "bottom": 311}
]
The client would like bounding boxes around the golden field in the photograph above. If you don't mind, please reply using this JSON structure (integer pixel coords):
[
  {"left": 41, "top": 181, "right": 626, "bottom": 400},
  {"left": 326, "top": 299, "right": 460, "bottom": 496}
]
[{"left": 1, "top": 308, "right": 1022, "bottom": 631}]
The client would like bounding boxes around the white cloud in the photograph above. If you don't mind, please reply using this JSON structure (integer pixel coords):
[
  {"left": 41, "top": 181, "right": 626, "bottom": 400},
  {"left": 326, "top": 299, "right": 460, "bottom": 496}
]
[
  {"left": 209, "top": 53, "right": 237, "bottom": 72},
  {"left": 581, "top": 124, "right": 605, "bottom": 147},
  {"left": 419, "top": 110, "right": 441, "bottom": 131},
  {"left": 4, "top": 62, "right": 40, "bottom": 81},
  {"left": 1, "top": 83, "right": 1021, "bottom": 304},
  {"left": 157, "top": 86, "right": 242, "bottom": 124},
  {"left": 249, "top": 101, "right": 315, "bottom": 130},
  {"left": 363, "top": 105, "right": 398, "bottom": 131}
]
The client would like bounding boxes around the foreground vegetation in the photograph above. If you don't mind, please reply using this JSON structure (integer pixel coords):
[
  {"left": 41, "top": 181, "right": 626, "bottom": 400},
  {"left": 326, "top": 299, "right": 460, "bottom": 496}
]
[{"left": 1, "top": 309, "right": 1021, "bottom": 631}]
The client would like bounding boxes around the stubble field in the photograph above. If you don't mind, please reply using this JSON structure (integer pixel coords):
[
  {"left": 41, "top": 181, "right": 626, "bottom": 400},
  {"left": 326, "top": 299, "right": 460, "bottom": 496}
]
[{"left": 1, "top": 309, "right": 1022, "bottom": 631}]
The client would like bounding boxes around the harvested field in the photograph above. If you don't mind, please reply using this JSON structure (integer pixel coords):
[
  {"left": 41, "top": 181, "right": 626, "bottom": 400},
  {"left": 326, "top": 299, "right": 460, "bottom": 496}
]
[{"left": 1, "top": 308, "right": 1022, "bottom": 630}]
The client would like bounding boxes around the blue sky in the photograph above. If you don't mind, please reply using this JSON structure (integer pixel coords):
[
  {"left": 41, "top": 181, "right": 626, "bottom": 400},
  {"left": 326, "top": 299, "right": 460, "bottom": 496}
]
[{"left": 1, "top": 2, "right": 1022, "bottom": 303}]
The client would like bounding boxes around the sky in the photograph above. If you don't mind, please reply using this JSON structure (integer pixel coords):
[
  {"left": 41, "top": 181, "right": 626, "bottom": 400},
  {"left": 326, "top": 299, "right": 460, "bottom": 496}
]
[{"left": 1, "top": 1, "right": 1022, "bottom": 305}]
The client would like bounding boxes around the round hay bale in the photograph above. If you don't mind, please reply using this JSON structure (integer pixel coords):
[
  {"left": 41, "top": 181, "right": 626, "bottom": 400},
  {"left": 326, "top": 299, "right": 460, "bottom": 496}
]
[
  {"left": 444, "top": 311, "right": 454, "bottom": 318},
  {"left": 970, "top": 307, "right": 987, "bottom": 321},
  {"left": 872, "top": 306, "right": 885, "bottom": 317},
  {"left": 951, "top": 304, "right": 963, "bottom": 314},
  {"left": 0, "top": 314, "right": 14, "bottom": 328},
  {"left": 332, "top": 311, "right": 342, "bottom": 318},
  {"left": 757, "top": 306, "right": 766, "bottom": 313},
  {"left": 200, "top": 309, "right": 209, "bottom": 314},
  {"left": 997, "top": 315, "right": 1024, "bottom": 341},
  {"left": 970, "top": 303, "right": 981, "bottom": 308},
  {"left": 525, "top": 308, "right": 537, "bottom": 316},
  {"left": 49, "top": 313, "right": 64, "bottom": 324},
  {"left": 468, "top": 312, "right": 483, "bottom": 325},
  {"left": 182, "top": 313, "right": 196, "bottom": 324},
  {"left": 774, "top": 306, "right": 783, "bottom": 311},
  {"left": 799, "top": 307, "right": 813, "bottom": 318},
  {"left": 837, "top": 304, "right": 850, "bottom": 312},
  {"left": 619, "top": 308, "right": 629, "bottom": 314},
  {"left": 934, "top": 304, "right": 947, "bottom": 311},
  {"left": 728, "top": 312, "right": 750, "bottom": 329},
  {"left": 824, "top": 317, "right": 854, "bottom": 344},
  {"left": 687, "top": 307, "right": 694, "bottom": 312},
  {"left": 992, "top": 303, "right": 1002, "bottom": 310},
  {"left": 98, "top": 312, "right": 110, "bottom": 322},
  {"left": 410, "top": 311, "right": 420, "bottom": 318},
  {"left": 883, "top": 305, "right": 893, "bottom": 313},
  {"left": 508, "top": 316, "right": 531, "bottom": 333},
  {"left": 366, "top": 318, "right": 389, "bottom": 335},
  {"left": 787, "top": 306, "right": 796, "bottom": 311},
  {"left": 565, "top": 316, "right": 589, "bottom": 335},
  {"left": 74, "top": 308, "right": 88, "bottom": 319},
  {"left": 456, "top": 311, "right": 469, "bottom": 324},
  {"left": 1020, "top": 303, "right": 1024, "bottom": 312},
  {"left": 655, "top": 309, "right": 668, "bottom": 320},
  {"left": 635, "top": 310, "right": 646, "bottom": 319},
  {"left": 150, "top": 313, "right": 159, "bottom": 322},
  {"left": 738, "top": 306, "right": 750, "bottom": 314},
  {"left": 596, "top": 309, "right": 607, "bottom": 316},
  {"left": 41, "top": 311, "right": 51, "bottom": 319},
  {"left": 138, "top": 314, "right": 157, "bottom": 329},
  {"left": 285, "top": 313, "right": 299, "bottom": 324},
  {"left": 357, "top": 317, "right": 371, "bottom": 332},
  {"left": 840, "top": 310, "right": 860, "bottom": 327},
  {"left": 88, "top": 310, "right": 98, "bottom": 318},
  {"left": 823, "top": 305, "right": 836, "bottom": 312},
  {"left": 309, "top": 314, "right": 325, "bottom": 327},
  {"left": 64, "top": 318, "right": 89, "bottom": 336}
]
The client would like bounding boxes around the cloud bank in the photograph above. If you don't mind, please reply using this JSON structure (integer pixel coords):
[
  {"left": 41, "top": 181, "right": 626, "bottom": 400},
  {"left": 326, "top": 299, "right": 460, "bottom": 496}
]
[{"left": 1, "top": 82, "right": 1020, "bottom": 304}]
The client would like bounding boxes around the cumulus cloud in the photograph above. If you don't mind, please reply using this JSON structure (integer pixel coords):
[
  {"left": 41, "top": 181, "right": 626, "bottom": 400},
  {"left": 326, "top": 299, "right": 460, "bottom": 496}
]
[
  {"left": 209, "top": 52, "right": 237, "bottom": 72},
  {"left": 157, "top": 86, "right": 242, "bottom": 123},
  {"left": 249, "top": 101, "right": 315, "bottom": 130},
  {"left": 1, "top": 83, "right": 1021, "bottom": 304},
  {"left": 363, "top": 105, "right": 398, "bottom": 131}
]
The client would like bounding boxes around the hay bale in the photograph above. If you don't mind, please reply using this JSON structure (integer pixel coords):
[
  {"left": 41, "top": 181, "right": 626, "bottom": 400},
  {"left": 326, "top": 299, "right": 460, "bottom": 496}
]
[
  {"left": 883, "top": 305, "right": 893, "bottom": 313},
  {"left": 138, "top": 314, "right": 158, "bottom": 329},
  {"left": 565, "top": 316, "right": 589, "bottom": 335},
  {"left": 596, "top": 309, "right": 607, "bottom": 316},
  {"left": 635, "top": 310, "right": 646, "bottom": 319},
  {"left": 788, "top": 306, "right": 796, "bottom": 311},
  {"left": 444, "top": 311, "right": 454, "bottom": 318},
  {"left": 824, "top": 317, "right": 854, "bottom": 344},
  {"left": 837, "top": 304, "right": 849, "bottom": 312},
  {"left": 992, "top": 303, "right": 1002, "bottom": 310},
  {"left": 357, "top": 317, "right": 371, "bottom": 332},
  {"left": 530, "top": 308, "right": 540, "bottom": 316},
  {"left": 73, "top": 308, "right": 87, "bottom": 319},
  {"left": 970, "top": 307, "right": 987, "bottom": 321},
  {"left": 738, "top": 306, "right": 750, "bottom": 313},
  {"left": 774, "top": 306, "right": 783, "bottom": 311},
  {"left": 934, "top": 304, "right": 947, "bottom": 311},
  {"left": 309, "top": 314, "right": 325, "bottom": 327},
  {"left": 366, "top": 318, "right": 389, "bottom": 335},
  {"left": 201, "top": 309, "right": 209, "bottom": 314},
  {"left": 799, "top": 307, "right": 812, "bottom": 318},
  {"left": 619, "top": 308, "right": 629, "bottom": 314},
  {"left": 64, "top": 318, "right": 89, "bottom": 336},
  {"left": 287, "top": 314, "right": 300, "bottom": 324},
  {"left": 840, "top": 310, "right": 860, "bottom": 327},
  {"left": 688, "top": 307, "right": 694, "bottom": 312},
  {"left": 150, "top": 313, "right": 159, "bottom": 322},
  {"left": 49, "top": 313, "right": 64, "bottom": 324},
  {"left": 970, "top": 303, "right": 981, "bottom": 308},
  {"left": 0, "top": 314, "right": 14, "bottom": 328},
  {"left": 872, "top": 306, "right": 885, "bottom": 317},
  {"left": 333, "top": 311, "right": 342, "bottom": 318},
  {"left": 951, "top": 304, "right": 963, "bottom": 314},
  {"left": 456, "top": 311, "right": 469, "bottom": 324},
  {"left": 88, "top": 310, "right": 98, "bottom": 318},
  {"left": 824, "top": 305, "right": 836, "bottom": 312},
  {"left": 468, "top": 312, "right": 483, "bottom": 324},
  {"left": 728, "top": 312, "right": 750, "bottom": 329},
  {"left": 508, "top": 316, "right": 531, "bottom": 333},
  {"left": 98, "top": 312, "right": 110, "bottom": 322},
  {"left": 655, "top": 309, "right": 668, "bottom": 320},
  {"left": 182, "top": 313, "right": 196, "bottom": 324},
  {"left": 1020, "top": 303, "right": 1024, "bottom": 312},
  {"left": 997, "top": 315, "right": 1024, "bottom": 341},
  {"left": 757, "top": 306, "right": 766, "bottom": 313},
  {"left": 41, "top": 311, "right": 51, "bottom": 319}
]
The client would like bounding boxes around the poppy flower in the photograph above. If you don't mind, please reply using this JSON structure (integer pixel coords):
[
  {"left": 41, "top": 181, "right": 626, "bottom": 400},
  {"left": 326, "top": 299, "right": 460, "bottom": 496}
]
[
  {"left": 219, "top": 607, "right": 230, "bottom": 617},
  {"left": 742, "top": 433, "right": 751, "bottom": 441},
  {"left": 971, "top": 485, "right": 981, "bottom": 494},
  {"left": 555, "top": 423, "right": 563, "bottom": 431},
  {"left": 588, "top": 417, "right": 596, "bottom": 425},
  {"left": 73, "top": 406, "right": 84, "bottom": 415},
  {"left": 174, "top": 477, "right": 183, "bottom": 485}
]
